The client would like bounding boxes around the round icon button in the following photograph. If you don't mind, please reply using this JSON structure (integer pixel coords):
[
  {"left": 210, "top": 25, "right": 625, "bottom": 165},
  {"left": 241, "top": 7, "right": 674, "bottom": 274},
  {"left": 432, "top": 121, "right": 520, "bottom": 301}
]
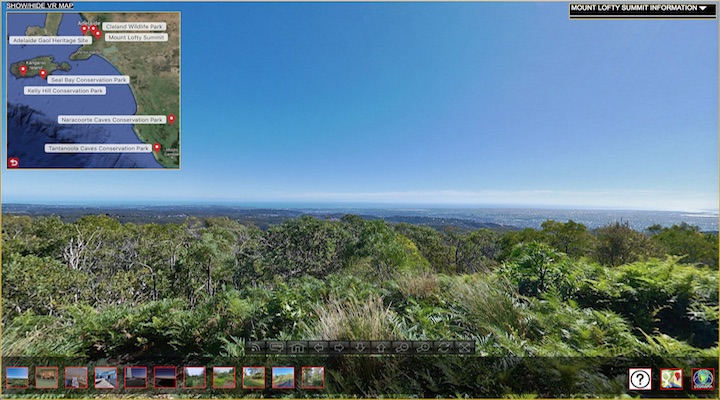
[{"left": 630, "top": 369, "right": 652, "bottom": 390}]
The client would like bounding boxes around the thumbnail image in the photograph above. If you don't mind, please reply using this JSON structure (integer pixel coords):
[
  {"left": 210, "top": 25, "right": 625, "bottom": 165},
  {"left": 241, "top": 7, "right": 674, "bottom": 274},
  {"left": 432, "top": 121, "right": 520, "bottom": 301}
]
[
  {"left": 35, "top": 367, "right": 58, "bottom": 388},
  {"left": 660, "top": 368, "right": 683, "bottom": 390},
  {"left": 154, "top": 366, "right": 177, "bottom": 388},
  {"left": 301, "top": 366, "right": 325, "bottom": 389},
  {"left": 65, "top": 367, "right": 88, "bottom": 389},
  {"left": 213, "top": 366, "right": 236, "bottom": 388},
  {"left": 692, "top": 368, "right": 715, "bottom": 390},
  {"left": 242, "top": 367, "right": 265, "bottom": 389},
  {"left": 124, "top": 366, "right": 147, "bottom": 388},
  {"left": 94, "top": 367, "right": 117, "bottom": 389},
  {"left": 6, "top": 366, "right": 29, "bottom": 388},
  {"left": 184, "top": 366, "right": 206, "bottom": 388},
  {"left": 272, "top": 367, "right": 295, "bottom": 389}
]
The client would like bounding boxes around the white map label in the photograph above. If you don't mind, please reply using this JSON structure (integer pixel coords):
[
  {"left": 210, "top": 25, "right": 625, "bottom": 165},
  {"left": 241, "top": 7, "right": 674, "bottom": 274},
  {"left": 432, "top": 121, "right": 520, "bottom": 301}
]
[
  {"left": 58, "top": 115, "right": 167, "bottom": 124},
  {"left": 9, "top": 36, "right": 92, "bottom": 45}
]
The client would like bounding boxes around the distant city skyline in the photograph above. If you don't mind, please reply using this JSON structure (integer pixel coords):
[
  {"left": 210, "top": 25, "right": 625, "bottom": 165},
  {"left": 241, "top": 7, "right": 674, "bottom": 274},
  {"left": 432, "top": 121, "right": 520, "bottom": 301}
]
[{"left": 2, "top": 2, "right": 717, "bottom": 212}]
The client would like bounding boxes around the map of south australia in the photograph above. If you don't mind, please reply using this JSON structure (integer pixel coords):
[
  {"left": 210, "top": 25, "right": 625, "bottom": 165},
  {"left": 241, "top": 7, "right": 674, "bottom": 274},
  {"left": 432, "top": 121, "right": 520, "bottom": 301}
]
[{"left": 7, "top": 12, "right": 180, "bottom": 168}]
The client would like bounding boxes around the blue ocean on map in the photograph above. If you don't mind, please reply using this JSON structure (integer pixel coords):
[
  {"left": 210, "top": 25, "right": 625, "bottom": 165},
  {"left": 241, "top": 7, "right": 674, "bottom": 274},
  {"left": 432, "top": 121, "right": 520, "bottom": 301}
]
[{"left": 7, "top": 13, "right": 162, "bottom": 168}]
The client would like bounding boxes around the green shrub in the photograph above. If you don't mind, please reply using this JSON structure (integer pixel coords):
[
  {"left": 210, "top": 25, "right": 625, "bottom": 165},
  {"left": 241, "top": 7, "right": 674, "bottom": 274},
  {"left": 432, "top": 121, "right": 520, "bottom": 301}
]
[
  {"left": 498, "top": 241, "right": 571, "bottom": 298},
  {"left": 575, "top": 257, "right": 718, "bottom": 348}
]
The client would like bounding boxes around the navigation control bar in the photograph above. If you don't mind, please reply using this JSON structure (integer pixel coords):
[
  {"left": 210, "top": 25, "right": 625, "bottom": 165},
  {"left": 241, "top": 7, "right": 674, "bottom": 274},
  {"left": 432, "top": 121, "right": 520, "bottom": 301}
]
[{"left": 246, "top": 340, "right": 476, "bottom": 355}]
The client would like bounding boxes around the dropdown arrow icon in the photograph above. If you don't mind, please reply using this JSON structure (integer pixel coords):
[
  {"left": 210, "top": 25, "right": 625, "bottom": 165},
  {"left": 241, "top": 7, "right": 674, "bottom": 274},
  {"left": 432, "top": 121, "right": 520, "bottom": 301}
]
[{"left": 700, "top": 5, "right": 707, "bottom": 10}]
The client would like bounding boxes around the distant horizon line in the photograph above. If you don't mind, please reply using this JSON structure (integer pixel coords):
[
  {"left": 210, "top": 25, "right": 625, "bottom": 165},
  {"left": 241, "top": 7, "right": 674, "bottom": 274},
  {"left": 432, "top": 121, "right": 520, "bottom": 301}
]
[{"left": 2, "top": 201, "right": 718, "bottom": 214}]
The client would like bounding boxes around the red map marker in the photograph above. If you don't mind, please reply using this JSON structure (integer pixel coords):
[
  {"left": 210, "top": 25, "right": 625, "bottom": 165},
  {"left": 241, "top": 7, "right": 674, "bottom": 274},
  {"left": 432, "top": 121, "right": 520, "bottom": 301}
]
[
  {"left": 39, "top": 69, "right": 47, "bottom": 79},
  {"left": 19, "top": 65, "right": 27, "bottom": 76},
  {"left": 153, "top": 143, "right": 161, "bottom": 154},
  {"left": 80, "top": 24, "right": 88, "bottom": 34},
  {"left": 93, "top": 30, "right": 102, "bottom": 39},
  {"left": 90, "top": 24, "right": 97, "bottom": 32},
  {"left": 168, "top": 114, "right": 176, "bottom": 125}
]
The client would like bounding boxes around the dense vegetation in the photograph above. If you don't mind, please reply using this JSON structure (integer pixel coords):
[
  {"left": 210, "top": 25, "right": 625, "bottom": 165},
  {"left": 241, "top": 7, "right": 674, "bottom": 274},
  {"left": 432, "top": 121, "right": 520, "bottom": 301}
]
[{"left": 2, "top": 213, "right": 718, "bottom": 397}]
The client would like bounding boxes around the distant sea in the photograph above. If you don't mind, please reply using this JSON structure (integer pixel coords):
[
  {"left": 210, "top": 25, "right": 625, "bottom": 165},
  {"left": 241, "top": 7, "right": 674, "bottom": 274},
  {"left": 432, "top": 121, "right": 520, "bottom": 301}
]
[
  {"left": 3, "top": 203, "right": 718, "bottom": 232},
  {"left": 342, "top": 207, "right": 719, "bottom": 232}
]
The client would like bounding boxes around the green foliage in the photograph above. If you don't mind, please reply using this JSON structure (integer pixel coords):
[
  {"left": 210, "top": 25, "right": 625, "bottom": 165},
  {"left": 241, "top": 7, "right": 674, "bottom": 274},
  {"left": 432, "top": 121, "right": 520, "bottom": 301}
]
[
  {"left": 66, "top": 299, "right": 201, "bottom": 359},
  {"left": 593, "top": 221, "right": 655, "bottom": 267},
  {"left": 2, "top": 213, "right": 717, "bottom": 398},
  {"left": 574, "top": 257, "right": 718, "bottom": 348},
  {"left": 2, "top": 253, "right": 90, "bottom": 319},
  {"left": 540, "top": 220, "right": 594, "bottom": 258},
  {"left": 352, "top": 219, "right": 430, "bottom": 277},
  {"left": 2, "top": 311, "right": 84, "bottom": 357},
  {"left": 499, "top": 241, "right": 570, "bottom": 298},
  {"left": 451, "top": 228, "right": 501, "bottom": 273},
  {"left": 527, "top": 291, "right": 642, "bottom": 357},
  {"left": 261, "top": 216, "right": 351, "bottom": 279},
  {"left": 649, "top": 223, "right": 718, "bottom": 267},
  {"left": 435, "top": 274, "right": 540, "bottom": 353},
  {"left": 499, "top": 227, "right": 547, "bottom": 261},
  {"left": 394, "top": 223, "right": 455, "bottom": 273},
  {"left": 2, "top": 215, "right": 70, "bottom": 259}
]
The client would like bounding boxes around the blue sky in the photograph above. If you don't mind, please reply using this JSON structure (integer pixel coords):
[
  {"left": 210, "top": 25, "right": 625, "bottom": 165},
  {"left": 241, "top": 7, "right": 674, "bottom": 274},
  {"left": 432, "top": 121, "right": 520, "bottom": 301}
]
[
  {"left": 6, "top": 367, "right": 28, "bottom": 379},
  {"left": 127, "top": 367, "right": 146, "bottom": 378},
  {"left": 154, "top": 367, "right": 175, "bottom": 379},
  {"left": 185, "top": 367, "right": 205, "bottom": 377},
  {"left": 273, "top": 367, "right": 294, "bottom": 376},
  {"left": 2, "top": 2, "right": 718, "bottom": 211}
]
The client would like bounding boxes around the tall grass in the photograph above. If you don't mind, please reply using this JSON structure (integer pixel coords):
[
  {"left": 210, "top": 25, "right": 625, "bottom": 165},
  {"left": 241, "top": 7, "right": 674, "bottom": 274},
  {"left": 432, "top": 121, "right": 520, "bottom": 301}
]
[
  {"left": 442, "top": 274, "right": 536, "bottom": 341},
  {"left": 3, "top": 312, "right": 82, "bottom": 357},
  {"left": 301, "top": 295, "right": 404, "bottom": 340},
  {"left": 395, "top": 269, "right": 439, "bottom": 299}
]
